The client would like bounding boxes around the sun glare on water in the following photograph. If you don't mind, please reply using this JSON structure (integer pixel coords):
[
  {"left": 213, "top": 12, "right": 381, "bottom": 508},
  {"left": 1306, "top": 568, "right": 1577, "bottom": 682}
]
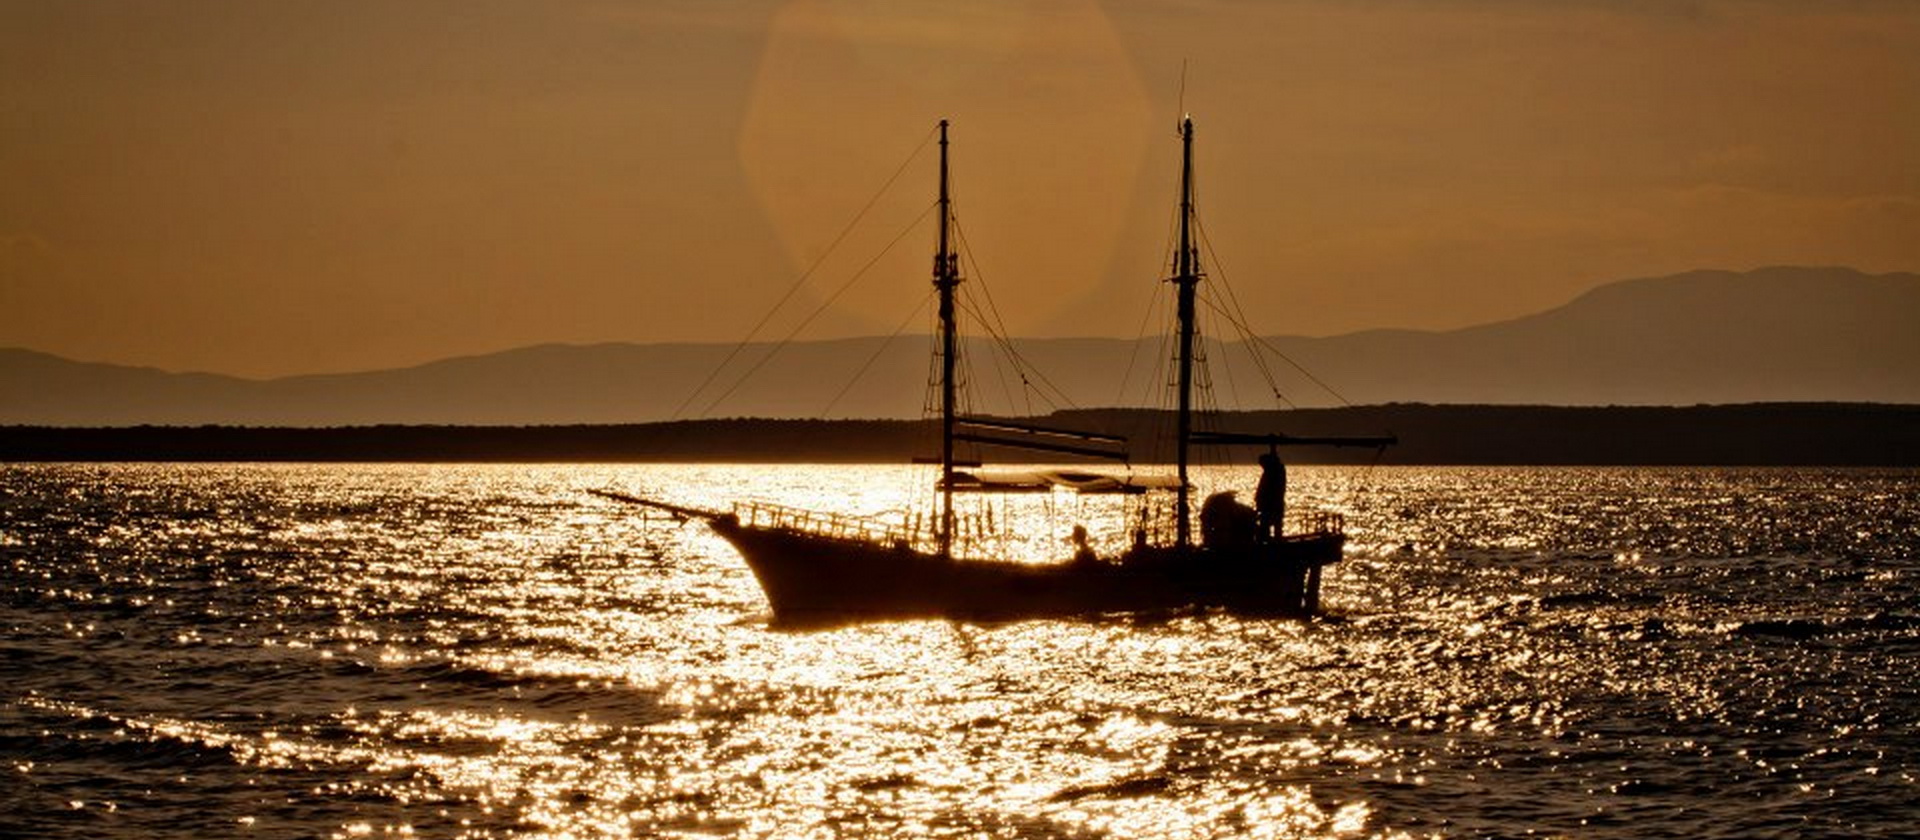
[
  {"left": 231, "top": 463, "right": 1397, "bottom": 837},
  {"left": 7, "top": 463, "right": 1916, "bottom": 838}
]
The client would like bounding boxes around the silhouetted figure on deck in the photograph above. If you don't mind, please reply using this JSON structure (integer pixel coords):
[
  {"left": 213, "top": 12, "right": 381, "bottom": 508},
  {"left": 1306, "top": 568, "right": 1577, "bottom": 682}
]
[
  {"left": 1200, "top": 491, "right": 1259, "bottom": 548},
  {"left": 1070, "top": 525, "right": 1099, "bottom": 566},
  {"left": 1255, "top": 451, "right": 1287, "bottom": 541}
]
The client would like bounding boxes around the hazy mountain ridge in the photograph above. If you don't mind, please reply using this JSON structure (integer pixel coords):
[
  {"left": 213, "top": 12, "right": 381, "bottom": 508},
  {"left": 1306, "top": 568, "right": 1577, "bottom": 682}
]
[
  {"left": 1277, "top": 267, "right": 1920, "bottom": 405},
  {"left": 5, "top": 266, "right": 1916, "bottom": 426}
]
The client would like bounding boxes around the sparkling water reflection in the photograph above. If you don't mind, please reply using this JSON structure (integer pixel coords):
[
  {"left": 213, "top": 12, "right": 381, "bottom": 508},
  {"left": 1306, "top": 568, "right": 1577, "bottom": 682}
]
[{"left": 3, "top": 464, "right": 1916, "bottom": 838}]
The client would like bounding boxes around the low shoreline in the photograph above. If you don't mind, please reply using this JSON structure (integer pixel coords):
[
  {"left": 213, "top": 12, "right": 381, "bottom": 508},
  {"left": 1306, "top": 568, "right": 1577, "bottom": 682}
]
[{"left": 3, "top": 403, "right": 1915, "bottom": 466}]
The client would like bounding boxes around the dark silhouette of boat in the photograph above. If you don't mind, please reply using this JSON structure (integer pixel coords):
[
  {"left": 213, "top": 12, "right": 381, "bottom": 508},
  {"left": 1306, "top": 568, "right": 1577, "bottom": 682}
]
[{"left": 598, "top": 118, "right": 1392, "bottom": 626}]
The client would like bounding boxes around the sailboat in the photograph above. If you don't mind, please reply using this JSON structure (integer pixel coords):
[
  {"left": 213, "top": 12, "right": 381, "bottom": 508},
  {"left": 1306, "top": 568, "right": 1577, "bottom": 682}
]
[{"left": 599, "top": 118, "right": 1394, "bottom": 626}]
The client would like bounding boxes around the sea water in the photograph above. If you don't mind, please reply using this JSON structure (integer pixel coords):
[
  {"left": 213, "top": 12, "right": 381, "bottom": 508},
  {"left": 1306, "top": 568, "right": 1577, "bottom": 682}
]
[{"left": 2, "top": 463, "right": 1916, "bottom": 838}]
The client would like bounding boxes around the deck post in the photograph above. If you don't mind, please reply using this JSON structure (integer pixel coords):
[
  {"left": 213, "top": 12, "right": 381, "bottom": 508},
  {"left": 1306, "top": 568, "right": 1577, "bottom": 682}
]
[{"left": 1304, "top": 565, "right": 1322, "bottom": 615}]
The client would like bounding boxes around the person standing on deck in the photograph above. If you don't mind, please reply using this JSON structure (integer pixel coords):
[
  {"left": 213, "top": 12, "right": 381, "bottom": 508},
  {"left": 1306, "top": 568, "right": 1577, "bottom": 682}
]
[
  {"left": 1255, "top": 451, "right": 1287, "bottom": 541},
  {"left": 1070, "top": 525, "right": 1099, "bottom": 566}
]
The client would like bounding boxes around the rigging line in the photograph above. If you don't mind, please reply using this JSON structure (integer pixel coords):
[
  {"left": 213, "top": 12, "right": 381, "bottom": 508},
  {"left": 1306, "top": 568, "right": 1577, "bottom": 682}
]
[
  {"left": 943, "top": 296, "right": 998, "bottom": 419},
  {"left": 948, "top": 215, "right": 1015, "bottom": 367},
  {"left": 1208, "top": 333, "right": 1247, "bottom": 411},
  {"left": 671, "top": 124, "right": 939, "bottom": 421},
  {"left": 946, "top": 217, "right": 1024, "bottom": 413},
  {"left": 922, "top": 330, "right": 940, "bottom": 414},
  {"left": 923, "top": 335, "right": 938, "bottom": 403},
  {"left": 1114, "top": 173, "right": 1193, "bottom": 406},
  {"left": 941, "top": 147, "right": 1015, "bottom": 415},
  {"left": 945, "top": 231, "right": 1079, "bottom": 412},
  {"left": 1190, "top": 211, "right": 1281, "bottom": 391},
  {"left": 990, "top": 335, "right": 1073, "bottom": 414},
  {"left": 949, "top": 215, "right": 1064, "bottom": 415},
  {"left": 820, "top": 288, "right": 935, "bottom": 418},
  {"left": 953, "top": 339, "right": 974, "bottom": 415},
  {"left": 921, "top": 287, "right": 947, "bottom": 419},
  {"left": 1174, "top": 150, "right": 1242, "bottom": 422},
  {"left": 1189, "top": 212, "right": 1287, "bottom": 403},
  {"left": 1145, "top": 319, "right": 1175, "bottom": 463},
  {"left": 956, "top": 295, "right": 1071, "bottom": 413},
  {"left": 1113, "top": 279, "right": 1166, "bottom": 409},
  {"left": 1118, "top": 202, "right": 1183, "bottom": 407},
  {"left": 1155, "top": 307, "right": 1182, "bottom": 424},
  {"left": 700, "top": 200, "right": 939, "bottom": 418},
  {"left": 1230, "top": 311, "right": 1354, "bottom": 408},
  {"left": 1195, "top": 225, "right": 1315, "bottom": 410},
  {"left": 1143, "top": 304, "right": 1173, "bottom": 410},
  {"left": 973, "top": 308, "right": 1028, "bottom": 418},
  {"left": 1193, "top": 213, "right": 1355, "bottom": 407},
  {"left": 1192, "top": 330, "right": 1216, "bottom": 420},
  {"left": 1197, "top": 291, "right": 1297, "bottom": 410},
  {"left": 1181, "top": 180, "right": 1259, "bottom": 355},
  {"left": 1013, "top": 345, "right": 1036, "bottom": 417}
]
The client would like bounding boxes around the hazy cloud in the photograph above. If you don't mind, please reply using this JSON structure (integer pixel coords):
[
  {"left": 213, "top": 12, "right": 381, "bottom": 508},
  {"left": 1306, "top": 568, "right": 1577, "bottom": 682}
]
[{"left": 2, "top": 0, "right": 1915, "bottom": 375}]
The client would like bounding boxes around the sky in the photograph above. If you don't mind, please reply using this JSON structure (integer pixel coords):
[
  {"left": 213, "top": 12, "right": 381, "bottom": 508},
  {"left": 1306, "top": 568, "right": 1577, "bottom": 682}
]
[{"left": 3, "top": 0, "right": 1917, "bottom": 378}]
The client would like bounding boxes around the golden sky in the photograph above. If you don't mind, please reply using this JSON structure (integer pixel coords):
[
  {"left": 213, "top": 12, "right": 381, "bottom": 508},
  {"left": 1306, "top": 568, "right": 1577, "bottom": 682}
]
[{"left": 3, "top": 0, "right": 1916, "bottom": 377}]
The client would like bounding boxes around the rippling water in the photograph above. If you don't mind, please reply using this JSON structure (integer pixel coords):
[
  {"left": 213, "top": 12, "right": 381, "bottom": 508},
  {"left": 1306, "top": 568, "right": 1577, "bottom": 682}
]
[{"left": 3, "top": 463, "right": 1917, "bottom": 838}]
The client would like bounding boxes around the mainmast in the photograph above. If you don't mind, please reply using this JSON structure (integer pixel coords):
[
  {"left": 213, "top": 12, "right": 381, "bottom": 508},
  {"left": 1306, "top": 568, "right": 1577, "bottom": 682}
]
[
  {"left": 1173, "top": 117, "right": 1200, "bottom": 549},
  {"left": 935, "top": 119, "right": 961, "bottom": 558}
]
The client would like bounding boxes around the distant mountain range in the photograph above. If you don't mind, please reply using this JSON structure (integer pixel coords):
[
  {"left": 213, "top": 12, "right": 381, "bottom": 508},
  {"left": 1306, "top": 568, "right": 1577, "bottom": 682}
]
[{"left": 5, "top": 266, "right": 1916, "bottom": 426}]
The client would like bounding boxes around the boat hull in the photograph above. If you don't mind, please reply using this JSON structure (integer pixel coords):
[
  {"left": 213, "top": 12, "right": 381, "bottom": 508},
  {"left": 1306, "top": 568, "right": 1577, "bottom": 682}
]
[{"left": 709, "top": 514, "right": 1343, "bottom": 626}]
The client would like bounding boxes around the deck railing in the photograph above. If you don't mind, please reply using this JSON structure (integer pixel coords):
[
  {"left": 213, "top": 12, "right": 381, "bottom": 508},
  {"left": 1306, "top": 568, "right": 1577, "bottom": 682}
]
[
  {"left": 733, "top": 500, "right": 1345, "bottom": 556},
  {"left": 734, "top": 501, "right": 926, "bottom": 547},
  {"left": 1288, "top": 510, "right": 1345, "bottom": 540},
  {"left": 1138, "top": 508, "right": 1345, "bottom": 547}
]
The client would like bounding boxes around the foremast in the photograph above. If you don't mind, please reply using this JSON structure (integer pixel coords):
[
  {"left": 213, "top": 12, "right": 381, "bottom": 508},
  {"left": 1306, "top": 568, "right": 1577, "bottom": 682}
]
[
  {"left": 934, "top": 119, "right": 962, "bottom": 558},
  {"left": 1172, "top": 116, "right": 1200, "bottom": 549}
]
